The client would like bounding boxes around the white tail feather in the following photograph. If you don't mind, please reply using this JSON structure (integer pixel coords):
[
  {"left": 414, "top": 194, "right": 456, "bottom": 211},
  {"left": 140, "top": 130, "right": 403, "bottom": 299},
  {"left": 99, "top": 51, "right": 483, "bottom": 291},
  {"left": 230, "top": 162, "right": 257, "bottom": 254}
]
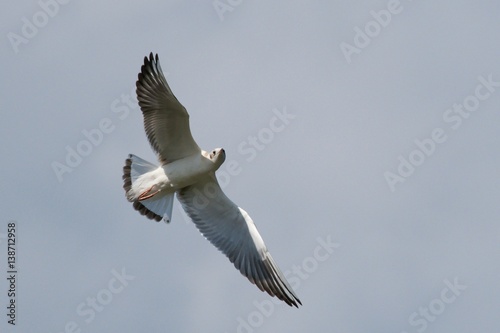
[
  {"left": 123, "top": 154, "right": 175, "bottom": 223},
  {"left": 129, "top": 154, "right": 158, "bottom": 181},
  {"left": 141, "top": 194, "right": 175, "bottom": 223}
]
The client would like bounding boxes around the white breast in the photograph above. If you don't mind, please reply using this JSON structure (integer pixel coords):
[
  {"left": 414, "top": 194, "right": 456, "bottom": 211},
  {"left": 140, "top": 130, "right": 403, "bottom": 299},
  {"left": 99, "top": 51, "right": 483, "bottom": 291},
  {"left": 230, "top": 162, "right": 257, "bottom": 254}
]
[{"left": 161, "top": 153, "right": 214, "bottom": 189}]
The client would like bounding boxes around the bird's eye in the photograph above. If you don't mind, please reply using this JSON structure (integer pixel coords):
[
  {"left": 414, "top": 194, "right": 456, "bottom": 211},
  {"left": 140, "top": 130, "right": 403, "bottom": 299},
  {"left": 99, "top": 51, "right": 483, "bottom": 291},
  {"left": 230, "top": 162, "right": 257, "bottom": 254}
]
[{"left": 213, "top": 150, "right": 216, "bottom": 155}]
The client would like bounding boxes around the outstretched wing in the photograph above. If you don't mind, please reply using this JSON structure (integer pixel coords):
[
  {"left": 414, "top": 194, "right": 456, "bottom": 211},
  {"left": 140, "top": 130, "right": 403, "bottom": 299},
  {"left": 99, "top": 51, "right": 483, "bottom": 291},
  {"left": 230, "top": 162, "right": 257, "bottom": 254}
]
[
  {"left": 177, "top": 174, "right": 302, "bottom": 307},
  {"left": 136, "top": 53, "right": 200, "bottom": 163}
]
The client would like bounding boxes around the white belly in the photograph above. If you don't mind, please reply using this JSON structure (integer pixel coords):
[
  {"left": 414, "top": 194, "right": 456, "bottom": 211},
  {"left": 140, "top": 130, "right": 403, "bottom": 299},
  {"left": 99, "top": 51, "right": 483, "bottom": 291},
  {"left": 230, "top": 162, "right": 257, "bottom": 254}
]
[
  {"left": 126, "top": 152, "right": 216, "bottom": 203},
  {"left": 145, "top": 154, "right": 212, "bottom": 192}
]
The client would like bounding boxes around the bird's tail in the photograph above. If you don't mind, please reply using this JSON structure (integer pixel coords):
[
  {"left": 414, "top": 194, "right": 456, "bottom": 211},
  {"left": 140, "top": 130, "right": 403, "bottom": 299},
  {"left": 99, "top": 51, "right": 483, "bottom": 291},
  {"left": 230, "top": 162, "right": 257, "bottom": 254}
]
[{"left": 122, "top": 154, "right": 174, "bottom": 223}]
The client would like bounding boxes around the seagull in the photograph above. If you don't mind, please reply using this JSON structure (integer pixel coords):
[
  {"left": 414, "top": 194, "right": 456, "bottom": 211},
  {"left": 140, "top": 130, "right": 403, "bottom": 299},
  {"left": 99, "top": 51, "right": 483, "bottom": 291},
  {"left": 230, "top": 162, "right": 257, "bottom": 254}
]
[{"left": 123, "top": 53, "right": 301, "bottom": 307}]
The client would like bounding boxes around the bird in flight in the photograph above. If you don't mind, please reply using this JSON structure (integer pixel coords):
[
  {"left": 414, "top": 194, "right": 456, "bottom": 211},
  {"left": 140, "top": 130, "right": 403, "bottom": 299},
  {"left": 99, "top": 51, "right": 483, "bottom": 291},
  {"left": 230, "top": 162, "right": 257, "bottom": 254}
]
[{"left": 123, "top": 53, "right": 301, "bottom": 307}]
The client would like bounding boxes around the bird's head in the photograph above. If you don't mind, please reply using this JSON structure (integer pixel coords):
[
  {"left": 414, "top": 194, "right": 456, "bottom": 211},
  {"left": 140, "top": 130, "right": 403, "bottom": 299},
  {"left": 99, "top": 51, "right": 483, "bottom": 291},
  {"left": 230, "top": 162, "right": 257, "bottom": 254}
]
[{"left": 209, "top": 148, "right": 226, "bottom": 169}]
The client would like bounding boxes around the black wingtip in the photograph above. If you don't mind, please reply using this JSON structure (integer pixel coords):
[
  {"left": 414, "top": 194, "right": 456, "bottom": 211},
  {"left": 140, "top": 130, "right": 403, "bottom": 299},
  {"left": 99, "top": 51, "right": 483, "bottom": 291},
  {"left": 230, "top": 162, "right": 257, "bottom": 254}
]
[
  {"left": 292, "top": 294, "right": 302, "bottom": 307},
  {"left": 144, "top": 52, "right": 157, "bottom": 65},
  {"left": 136, "top": 53, "right": 158, "bottom": 96}
]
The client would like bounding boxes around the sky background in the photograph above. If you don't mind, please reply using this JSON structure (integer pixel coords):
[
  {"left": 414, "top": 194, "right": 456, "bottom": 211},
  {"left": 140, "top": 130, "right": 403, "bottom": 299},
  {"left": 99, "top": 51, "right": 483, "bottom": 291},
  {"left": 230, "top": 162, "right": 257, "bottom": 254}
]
[{"left": 1, "top": 1, "right": 500, "bottom": 332}]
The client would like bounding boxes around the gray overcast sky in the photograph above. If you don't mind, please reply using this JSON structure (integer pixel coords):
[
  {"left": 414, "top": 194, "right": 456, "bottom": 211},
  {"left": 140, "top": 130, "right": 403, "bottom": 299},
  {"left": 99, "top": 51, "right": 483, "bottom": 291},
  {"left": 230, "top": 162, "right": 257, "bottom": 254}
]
[{"left": 1, "top": 1, "right": 500, "bottom": 332}]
